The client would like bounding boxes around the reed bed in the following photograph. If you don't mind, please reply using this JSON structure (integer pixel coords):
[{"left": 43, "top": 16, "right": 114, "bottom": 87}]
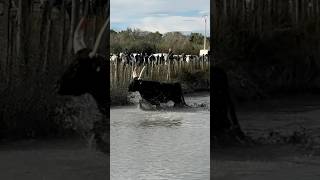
[{"left": 110, "top": 57, "right": 210, "bottom": 105}]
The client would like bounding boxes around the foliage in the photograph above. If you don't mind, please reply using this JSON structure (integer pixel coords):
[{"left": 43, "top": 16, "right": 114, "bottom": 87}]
[{"left": 110, "top": 28, "right": 210, "bottom": 55}]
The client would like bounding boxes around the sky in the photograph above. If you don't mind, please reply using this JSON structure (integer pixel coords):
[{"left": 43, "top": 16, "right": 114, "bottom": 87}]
[{"left": 111, "top": 0, "right": 210, "bottom": 36}]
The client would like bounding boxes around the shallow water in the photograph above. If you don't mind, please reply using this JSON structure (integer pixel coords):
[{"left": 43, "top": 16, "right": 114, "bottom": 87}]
[
  {"left": 213, "top": 94, "right": 320, "bottom": 180},
  {"left": 0, "top": 138, "right": 108, "bottom": 180},
  {"left": 110, "top": 93, "right": 210, "bottom": 180}
]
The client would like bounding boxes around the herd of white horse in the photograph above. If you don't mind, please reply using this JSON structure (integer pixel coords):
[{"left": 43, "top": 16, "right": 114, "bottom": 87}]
[{"left": 110, "top": 52, "right": 209, "bottom": 66}]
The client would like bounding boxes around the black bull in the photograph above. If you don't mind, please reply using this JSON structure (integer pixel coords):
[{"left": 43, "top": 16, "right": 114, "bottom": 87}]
[
  {"left": 128, "top": 79, "right": 187, "bottom": 107},
  {"left": 57, "top": 16, "right": 109, "bottom": 153}
]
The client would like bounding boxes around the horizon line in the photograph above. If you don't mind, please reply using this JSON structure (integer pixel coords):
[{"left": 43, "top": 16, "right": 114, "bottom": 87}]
[{"left": 110, "top": 28, "right": 210, "bottom": 37}]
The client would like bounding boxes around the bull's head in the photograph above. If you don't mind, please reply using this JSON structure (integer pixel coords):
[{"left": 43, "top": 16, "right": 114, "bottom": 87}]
[
  {"left": 128, "top": 66, "right": 146, "bottom": 92},
  {"left": 58, "top": 16, "right": 109, "bottom": 102}
]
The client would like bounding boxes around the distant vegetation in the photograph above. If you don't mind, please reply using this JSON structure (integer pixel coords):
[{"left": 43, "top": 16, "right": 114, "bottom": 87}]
[{"left": 110, "top": 29, "right": 210, "bottom": 55}]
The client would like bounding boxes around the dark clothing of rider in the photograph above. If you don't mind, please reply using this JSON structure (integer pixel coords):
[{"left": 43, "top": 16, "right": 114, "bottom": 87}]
[{"left": 168, "top": 49, "right": 174, "bottom": 61}]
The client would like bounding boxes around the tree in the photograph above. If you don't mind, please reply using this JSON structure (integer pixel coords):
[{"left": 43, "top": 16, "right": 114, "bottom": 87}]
[
  {"left": 110, "top": 28, "right": 208, "bottom": 54},
  {"left": 190, "top": 32, "right": 204, "bottom": 44}
]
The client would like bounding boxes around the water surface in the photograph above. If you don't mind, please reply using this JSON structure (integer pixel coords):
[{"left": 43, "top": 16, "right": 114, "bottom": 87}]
[
  {"left": 213, "top": 94, "right": 320, "bottom": 180},
  {"left": 111, "top": 93, "right": 210, "bottom": 180}
]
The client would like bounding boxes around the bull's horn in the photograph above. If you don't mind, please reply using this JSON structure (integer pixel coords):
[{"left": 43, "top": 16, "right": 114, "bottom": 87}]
[
  {"left": 89, "top": 16, "right": 110, "bottom": 58},
  {"left": 138, "top": 66, "right": 146, "bottom": 79},
  {"left": 73, "top": 17, "right": 87, "bottom": 54},
  {"left": 132, "top": 67, "right": 138, "bottom": 79}
]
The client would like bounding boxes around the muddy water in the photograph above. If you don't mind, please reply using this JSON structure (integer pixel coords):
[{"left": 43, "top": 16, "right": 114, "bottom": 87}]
[
  {"left": 110, "top": 93, "right": 210, "bottom": 180},
  {"left": 213, "top": 94, "right": 320, "bottom": 180}
]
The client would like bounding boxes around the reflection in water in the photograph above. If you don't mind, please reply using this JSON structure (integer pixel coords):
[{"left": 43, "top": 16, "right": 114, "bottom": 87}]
[
  {"left": 139, "top": 115, "right": 182, "bottom": 128},
  {"left": 111, "top": 94, "right": 210, "bottom": 180}
]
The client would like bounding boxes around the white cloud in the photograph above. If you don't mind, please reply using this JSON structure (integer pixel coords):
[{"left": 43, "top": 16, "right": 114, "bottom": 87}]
[
  {"left": 131, "top": 16, "right": 210, "bottom": 35},
  {"left": 111, "top": 0, "right": 210, "bottom": 35}
]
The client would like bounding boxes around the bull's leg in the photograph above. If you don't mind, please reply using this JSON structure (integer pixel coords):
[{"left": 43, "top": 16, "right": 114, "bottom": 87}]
[
  {"left": 228, "top": 95, "right": 245, "bottom": 139},
  {"left": 173, "top": 102, "right": 184, "bottom": 107},
  {"left": 139, "top": 98, "right": 160, "bottom": 109},
  {"left": 180, "top": 95, "right": 188, "bottom": 106},
  {"left": 173, "top": 83, "right": 188, "bottom": 107},
  {"left": 173, "top": 97, "right": 186, "bottom": 107},
  {"left": 149, "top": 99, "right": 160, "bottom": 107}
]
